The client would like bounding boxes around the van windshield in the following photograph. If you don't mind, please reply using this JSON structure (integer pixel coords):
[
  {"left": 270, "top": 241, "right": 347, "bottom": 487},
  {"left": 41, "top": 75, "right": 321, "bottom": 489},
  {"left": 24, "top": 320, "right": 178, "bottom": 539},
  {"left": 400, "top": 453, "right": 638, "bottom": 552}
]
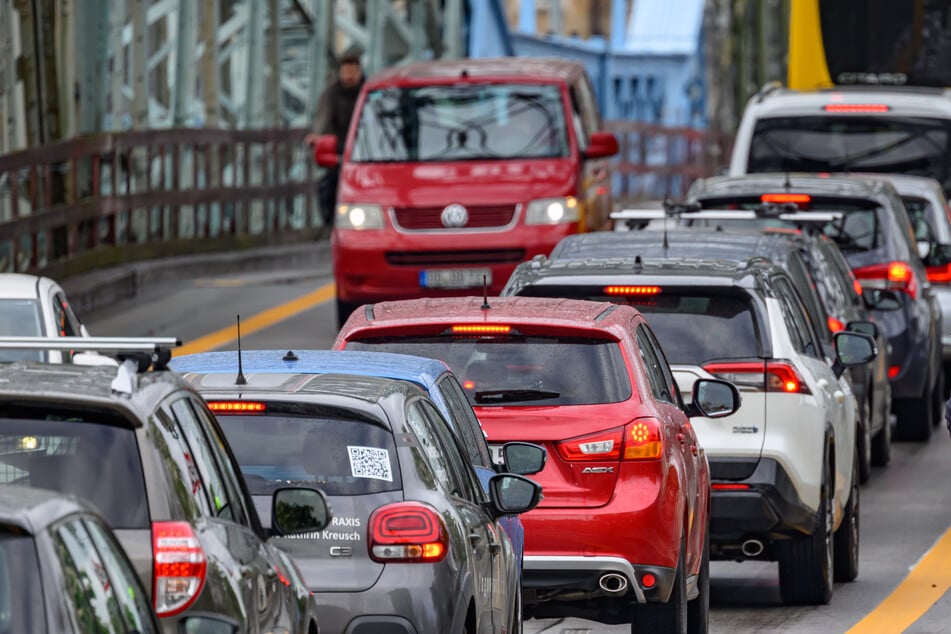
[
  {"left": 350, "top": 83, "right": 570, "bottom": 162},
  {"left": 747, "top": 116, "right": 951, "bottom": 195}
]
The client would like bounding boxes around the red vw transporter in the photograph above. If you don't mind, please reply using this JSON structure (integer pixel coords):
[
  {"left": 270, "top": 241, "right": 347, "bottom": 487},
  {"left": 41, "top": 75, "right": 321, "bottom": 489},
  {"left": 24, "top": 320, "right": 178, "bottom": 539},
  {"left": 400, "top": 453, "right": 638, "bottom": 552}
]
[{"left": 313, "top": 58, "right": 619, "bottom": 326}]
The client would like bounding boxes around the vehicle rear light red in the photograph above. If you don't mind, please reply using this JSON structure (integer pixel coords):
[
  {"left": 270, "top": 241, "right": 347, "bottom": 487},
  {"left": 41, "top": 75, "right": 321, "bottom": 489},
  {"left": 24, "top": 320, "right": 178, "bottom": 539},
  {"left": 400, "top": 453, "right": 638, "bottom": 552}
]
[
  {"left": 703, "top": 361, "right": 810, "bottom": 394},
  {"left": 827, "top": 316, "right": 846, "bottom": 333},
  {"left": 853, "top": 261, "right": 918, "bottom": 300},
  {"left": 207, "top": 401, "right": 266, "bottom": 413},
  {"left": 823, "top": 103, "right": 890, "bottom": 112},
  {"left": 369, "top": 502, "right": 448, "bottom": 563},
  {"left": 152, "top": 521, "right": 206, "bottom": 618},
  {"left": 852, "top": 279, "right": 863, "bottom": 296},
  {"left": 926, "top": 263, "right": 951, "bottom": 283},
  {"left": 712, "top": 483, "right": 752, "bottom": 491},
  {"left": 622, "top": 419, "right": 663, "bottom": 460},
  {"left": 603, "top": 285, "right": 661, "bottom": 295},
  {"left": 451, "top": 324, "right": 511, "bottom": 334},
  {"left": 888, "top": 366, "right": 900, "bottom": 379},
  {"left": 641, "top": 573, "right": 656, "bottom": 588},
  {"left": 761, "top": 193, "right": 811, "bottom": 204},
  {"left": 556, "top": 427, "right": 623, "bottom": 462}
]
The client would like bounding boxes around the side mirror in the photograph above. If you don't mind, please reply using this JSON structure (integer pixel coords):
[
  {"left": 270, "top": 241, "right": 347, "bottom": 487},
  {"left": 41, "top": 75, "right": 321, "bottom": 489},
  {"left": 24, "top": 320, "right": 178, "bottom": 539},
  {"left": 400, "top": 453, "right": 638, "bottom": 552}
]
[
  {"left": 178, "top": 614, "right": 240, "bottom": 634},
  {"left": 271, "top": 487, "right": 332, "bottom": 536},
  {"left": 685, "top": 378, "right": 741, "bottom": 418},
  {"left": 583, "top": 131, "right": 619, "bottom": 160},
  {"left": 831, "top": 331, "right": 877, "bottom": 378},
  {"left": 488, "top": 473, "right": 542, "bottom": 517},
  {"left": 918, "top": 240, "right": 932, "bottom": 260},
  {"left": 847, "top": 319, "right": 879, "bottom": 340},
  {"left": 313, "top": 134, "right": 339, "bottom": 168},
  {"left": 862, "top": 288, "right": 902, "bottom": 311},
  {"left": 501, "top": 442, "right": 547, "bottom": 475}
]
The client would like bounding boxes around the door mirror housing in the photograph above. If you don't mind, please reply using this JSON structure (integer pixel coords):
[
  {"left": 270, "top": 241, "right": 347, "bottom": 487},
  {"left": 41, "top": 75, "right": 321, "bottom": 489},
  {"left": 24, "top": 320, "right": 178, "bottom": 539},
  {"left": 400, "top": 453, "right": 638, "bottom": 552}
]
[
  {"left": 583, "top": 131, "right": 619, "bottom": 160},
  {"left": 847, "top": 319, "right": 879, "bottom": 340},
  {"left": 917, "top": 240, "right": 932, "bottom": 260},
  {"left": 685, "top": 378, "right": 741, "bottom": 418},
  {"left": 270, "top": 487, "right": 332, "bottom": 536},
  {"left": 862, "top": 288, "right": 902, "bottom": 311},
  {"left": 500, "top": 442, "right": 547, "bottom": 475},
  {"left": 312, "top": 134, "right": 339, "bottom": 168},
  {"left": 179, "top": 614, "right": 240, "bottom": 634},
  {"left": 832, "top": 331, "right": 877, "bottom": 378},
  {"left": 488, "top": 473, "right": 542, "bottom": 517}
]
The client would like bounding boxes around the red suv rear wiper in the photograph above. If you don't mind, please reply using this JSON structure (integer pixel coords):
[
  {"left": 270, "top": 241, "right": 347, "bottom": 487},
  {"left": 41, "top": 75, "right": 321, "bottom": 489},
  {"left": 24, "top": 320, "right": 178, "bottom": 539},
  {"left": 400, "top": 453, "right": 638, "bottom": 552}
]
[{"left": 474, "top": 389, "right": 560, "bottom": 404}]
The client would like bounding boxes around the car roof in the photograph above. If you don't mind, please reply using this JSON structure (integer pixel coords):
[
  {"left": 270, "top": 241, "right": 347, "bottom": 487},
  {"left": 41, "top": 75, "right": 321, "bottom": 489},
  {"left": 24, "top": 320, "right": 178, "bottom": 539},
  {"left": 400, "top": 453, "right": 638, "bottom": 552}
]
[
  {"left": 847, "top": 172, "right": 946, "bottom": 200},
  {"left": 170, "top": 349, "right": 451, "bottom": 391},
  {"left": 365, "top": 57, "right": 583, "bottom": 86},
  {"left": 0, "top": 361, "right": 184, "bottom": 426},
  {"left": 0, "top": 273, "right": 48, "bottom": 300},
  {"left": 688, "top": 172, "right": 897, "bottom": 201},
  {"left": 0, "top": 485, "right": 92, "bottom": 535},
  {"left": 746, "top": 85, "right": 951, "bottom": 116}
]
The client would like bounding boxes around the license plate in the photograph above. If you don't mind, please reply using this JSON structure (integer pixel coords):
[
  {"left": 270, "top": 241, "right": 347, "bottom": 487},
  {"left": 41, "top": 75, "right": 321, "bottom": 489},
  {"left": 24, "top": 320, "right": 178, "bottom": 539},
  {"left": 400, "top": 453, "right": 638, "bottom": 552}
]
[
  {"left": 420, "top": 268, "right": 492, "bottom": 289},
  {"left": 489, "top": 444, "right": 505, "bottom": 467}
]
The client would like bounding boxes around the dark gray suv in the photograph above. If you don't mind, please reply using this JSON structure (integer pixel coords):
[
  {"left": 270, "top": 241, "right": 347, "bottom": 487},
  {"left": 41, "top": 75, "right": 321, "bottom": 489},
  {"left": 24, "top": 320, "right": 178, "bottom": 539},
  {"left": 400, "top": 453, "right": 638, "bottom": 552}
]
[{"left": 0, "top": 337, "right": 331, "bottom": 634}]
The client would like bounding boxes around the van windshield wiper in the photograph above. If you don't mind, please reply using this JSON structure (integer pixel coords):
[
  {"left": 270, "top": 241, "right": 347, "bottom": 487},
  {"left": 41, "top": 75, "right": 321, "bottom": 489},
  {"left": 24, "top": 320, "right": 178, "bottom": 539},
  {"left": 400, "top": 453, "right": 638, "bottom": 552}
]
[{"left": 474, "top": 389, "right": 561, "bottom": 404}]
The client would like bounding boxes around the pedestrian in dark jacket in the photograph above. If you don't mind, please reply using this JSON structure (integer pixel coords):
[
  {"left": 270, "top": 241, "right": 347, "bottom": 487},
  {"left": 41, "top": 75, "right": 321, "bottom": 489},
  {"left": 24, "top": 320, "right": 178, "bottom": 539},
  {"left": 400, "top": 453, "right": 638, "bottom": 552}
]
[{"left": 305, "top": 49, "right": 364, "bottom": 228}]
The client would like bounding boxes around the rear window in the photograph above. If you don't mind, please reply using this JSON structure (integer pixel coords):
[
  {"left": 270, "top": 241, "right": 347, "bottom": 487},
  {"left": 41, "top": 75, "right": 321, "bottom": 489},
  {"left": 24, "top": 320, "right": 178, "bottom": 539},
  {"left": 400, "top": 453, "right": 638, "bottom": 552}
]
[
  {"left": 0, "top": 300, "right": 43, "bottom": 362},
  {"left": 214, "top": 411, "right": 401, "bottom": 496},
  {"left": 351, "top": 83, "right": 570, "bottom": 162},
  {"left": 0, "top": 532, "right": 44, "bottom": 634},
  {"left": 346, "top": 336, "right": 631, "bottom": 406},
  {"left": 0, "top": 418, "right": 149, "bottom": 528}
]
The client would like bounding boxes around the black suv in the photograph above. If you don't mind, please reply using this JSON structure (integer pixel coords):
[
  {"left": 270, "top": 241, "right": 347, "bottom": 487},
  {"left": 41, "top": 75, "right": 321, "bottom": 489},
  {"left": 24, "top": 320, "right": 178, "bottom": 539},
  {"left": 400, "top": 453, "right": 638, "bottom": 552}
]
[
  {"left": 0, "top": 337, "right": 330, "bottom": 634},
  {"left": 684, "top": 173, "right": 943, "bottom": 441},
  {"left": 547, "top": 228, "right": 897, "bottom": 481}
]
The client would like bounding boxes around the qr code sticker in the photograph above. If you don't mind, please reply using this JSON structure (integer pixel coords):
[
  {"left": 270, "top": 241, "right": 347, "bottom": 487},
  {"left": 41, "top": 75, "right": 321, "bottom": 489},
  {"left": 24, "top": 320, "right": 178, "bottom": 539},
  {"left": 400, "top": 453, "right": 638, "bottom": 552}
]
[{"left": 347, "top": 446, "right": 393, "bottom": 482}]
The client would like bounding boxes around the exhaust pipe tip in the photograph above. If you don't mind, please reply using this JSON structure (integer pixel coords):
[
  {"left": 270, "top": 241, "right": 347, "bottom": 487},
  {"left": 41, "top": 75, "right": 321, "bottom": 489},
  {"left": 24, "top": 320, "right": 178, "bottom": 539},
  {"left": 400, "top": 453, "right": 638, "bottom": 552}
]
[
  {"left": 741, "top": 539, "right": 765, "bottom": 557},
  {"left": 598, "top": 573, "right": 629, "bottom": 595}
]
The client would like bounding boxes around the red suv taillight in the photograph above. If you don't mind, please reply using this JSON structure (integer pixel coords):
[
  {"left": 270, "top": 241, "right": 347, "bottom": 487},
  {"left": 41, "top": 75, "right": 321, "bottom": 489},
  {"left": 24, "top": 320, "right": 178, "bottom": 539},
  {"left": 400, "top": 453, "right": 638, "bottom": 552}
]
[
  {"left": 853, "top": 261, "right": 918, "bottom": 300},
  {"left": 152, "top": 521, "right": 207, "bottom": 618},
  {"left": 704, "top": 360, "right": 810, "bottom": 394},
  {"left": 555, "top": 419, "right": 663, "bottom": 462},
  {"left": 369, "top": 502, "right": 448, "bottom": 563},
  {"left": 926, "top": 263, "right": 951, "bottom": 284}
]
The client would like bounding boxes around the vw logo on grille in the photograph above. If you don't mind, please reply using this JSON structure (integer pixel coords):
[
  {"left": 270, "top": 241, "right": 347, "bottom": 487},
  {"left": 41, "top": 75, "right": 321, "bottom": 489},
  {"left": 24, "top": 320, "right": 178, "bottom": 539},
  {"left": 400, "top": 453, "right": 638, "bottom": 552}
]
[{"left": 441, "top": 203, "right": 469, "bottom": 228}]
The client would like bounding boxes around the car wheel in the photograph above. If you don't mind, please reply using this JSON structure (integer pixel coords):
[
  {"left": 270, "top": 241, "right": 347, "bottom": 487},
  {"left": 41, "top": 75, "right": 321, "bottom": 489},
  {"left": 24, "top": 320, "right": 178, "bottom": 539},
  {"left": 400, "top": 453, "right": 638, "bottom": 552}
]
[
  {"left": 335, "top": 296, "right": 360, "bottom": 330},
  {"left": 893, "top": 387, "right": 933, "bottom": 442},
  {"left": 857, "top": 397, "right": 872, "bottom": 484},
  {"left": 686, "top": 525, "right": 709, "bottom": 634},
  {"left": 778, "top": 457, "right": 834, "bottom": 605},
  {"left": 871, "top": 407, "right": 891, "bottom": 468},
  {"left": 932, "top": 366, "right": 945, "bottom": 428},
  {"left": 632, "top": 537, "right": 687, "bottom": 634},
  {"left": 833, "top": 455, "right": 860, "bottom": 582}
]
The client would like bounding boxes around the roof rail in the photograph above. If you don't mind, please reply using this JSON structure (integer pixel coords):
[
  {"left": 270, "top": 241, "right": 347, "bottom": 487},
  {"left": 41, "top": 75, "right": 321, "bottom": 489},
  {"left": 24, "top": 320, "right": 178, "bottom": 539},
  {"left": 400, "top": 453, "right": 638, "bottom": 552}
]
[
  {"left": 755, "top": 80, "right": 785, "bottom": 103},
  {"left": 0, "top": 337, "right": 180, "bottom": 353}
]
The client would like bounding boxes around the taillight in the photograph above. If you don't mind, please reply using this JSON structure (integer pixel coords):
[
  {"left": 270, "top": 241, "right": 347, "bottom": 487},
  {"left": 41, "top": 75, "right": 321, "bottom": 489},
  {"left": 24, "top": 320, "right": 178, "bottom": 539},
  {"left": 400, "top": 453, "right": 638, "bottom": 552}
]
[
  {"left": 451, "top": 325, "right": 511, "bottom": 334},
  {"left": 761, "top": 193, "right": 811, "bottom": 204},
  {"left": 152, "top": 522, "right": 206, "bottom": 618},
  {"left": 827, "top": 316, "right": 846, "bottom": 333},
  {"left": 712, "top": 483, "right": 751, "bottom": 491},
  {"left": 207, "top": 401, "right": 266, "bottom": 413},
  {"left": 556, "top": 420, "right": 663, "bottom": 462},
  {"left": 926, "top": 263, "right": 951, "bottom": 284},
  {"left": 603, "top": 285, "right": 661, "bottom": 295},
  {"left": 704, "top": 361, "right": 810, "bottom": 394},
  {"left": 888, "top": 366, "right": 901, "bottom": 379},
  {"left": 369, "top": 502, "right": 448, "bottom": 563},
  {"left": 853, "top": 261, "right": 918, "bottom": 300},
  {"left": 822, "top": 103, "right": 890, "bottom": 112}
]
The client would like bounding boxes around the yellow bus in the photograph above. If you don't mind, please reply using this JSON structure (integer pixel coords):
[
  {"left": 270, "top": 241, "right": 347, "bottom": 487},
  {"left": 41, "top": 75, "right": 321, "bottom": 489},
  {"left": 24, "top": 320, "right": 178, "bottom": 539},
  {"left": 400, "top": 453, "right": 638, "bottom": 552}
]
[{"left": 788, "top": 0, "right": 951, "bottom": 91}]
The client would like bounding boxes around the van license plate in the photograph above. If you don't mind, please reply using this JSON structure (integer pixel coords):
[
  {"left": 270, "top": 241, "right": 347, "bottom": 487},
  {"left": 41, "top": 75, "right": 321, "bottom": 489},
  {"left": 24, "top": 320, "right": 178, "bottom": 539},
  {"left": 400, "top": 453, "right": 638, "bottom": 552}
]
[{"left": 420, "top": 268, "right": 491, "bottom": 289}]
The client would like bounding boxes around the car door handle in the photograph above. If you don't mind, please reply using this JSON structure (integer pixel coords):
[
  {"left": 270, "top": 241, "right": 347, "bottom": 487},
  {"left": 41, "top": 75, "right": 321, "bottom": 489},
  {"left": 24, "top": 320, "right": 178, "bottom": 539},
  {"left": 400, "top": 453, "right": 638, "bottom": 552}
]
[
  {"left": 817, "top": 379, "right": 830, "bottom": 390},
  {"left": 469, "top": 532, "right": 483, "bottom": 547},
  {"left": 488, "top": 539, "right": 501, "bottom": 556},
  {"left": 833, "top": 390, "right": 846, "bottom": 402},
  {"left": 676, "top": 433, "right": 686, "bottom": 444}
]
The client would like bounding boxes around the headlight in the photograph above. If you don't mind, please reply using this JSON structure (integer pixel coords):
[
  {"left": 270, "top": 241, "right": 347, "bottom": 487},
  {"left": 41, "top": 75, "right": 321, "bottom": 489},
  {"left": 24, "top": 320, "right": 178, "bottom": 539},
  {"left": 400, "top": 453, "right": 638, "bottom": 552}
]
[
  {"left": 336, "top": 203, "right": 385, "bottom": 230},
  {"left": 525, "top": 197, "right": 579, "bottom": 225}
]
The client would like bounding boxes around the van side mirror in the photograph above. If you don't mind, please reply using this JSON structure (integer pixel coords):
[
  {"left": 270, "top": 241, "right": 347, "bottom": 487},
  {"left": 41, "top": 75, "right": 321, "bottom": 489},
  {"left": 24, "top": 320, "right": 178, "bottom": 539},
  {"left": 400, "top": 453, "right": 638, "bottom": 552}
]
[
  {"left": 271, "top": 487, "right": 332, "bottom": 536},
  {"left": 584, "top": 131, "right": 619, "bottom": 160},
  {"left": 312, "top": 134, "right": 339, "bottom": 168}
]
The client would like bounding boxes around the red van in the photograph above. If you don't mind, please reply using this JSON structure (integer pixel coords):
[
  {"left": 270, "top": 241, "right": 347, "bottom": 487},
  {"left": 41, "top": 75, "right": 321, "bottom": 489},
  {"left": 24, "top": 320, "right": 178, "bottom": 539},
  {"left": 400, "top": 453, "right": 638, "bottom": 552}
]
[{"left": 313, "top": 57, "right": 619, "bottom": 325}]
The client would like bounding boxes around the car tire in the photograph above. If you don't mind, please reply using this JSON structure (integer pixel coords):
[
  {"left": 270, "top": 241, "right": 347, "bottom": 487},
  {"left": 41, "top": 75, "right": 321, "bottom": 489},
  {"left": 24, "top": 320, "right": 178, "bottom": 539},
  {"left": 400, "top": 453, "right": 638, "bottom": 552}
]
[
  {"left": 932, "top": 367, "right": 944, "bottom": 428},
  {"left": 871, "top": 409, "right": 891, "bottom": 468},
  {"left": 857, "top": 397, "right": 872, "bottom": 484},
  {"left": 894, "top": 388, "right": 933, "bottom": 442},
  {"left": 833, "top": 456, "right": 860, "bottom": 582},
  {"left": 778, "top": 456, "right": 834, "bottom": 605},
  {"left": 335, "top": 297, "right": 360, "bottom": 330},
  {"left": 632, "top": 537, "right": 687, "bottom": 634},
  {"left": 686, "top": 526, "right": 710, "bottom": 634}
]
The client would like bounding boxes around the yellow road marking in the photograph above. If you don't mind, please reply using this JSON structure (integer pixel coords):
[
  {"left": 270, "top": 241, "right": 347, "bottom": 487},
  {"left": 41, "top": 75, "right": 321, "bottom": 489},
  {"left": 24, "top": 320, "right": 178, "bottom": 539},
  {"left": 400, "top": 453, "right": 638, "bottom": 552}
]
[
  {"left": 175, "top": 282, "right": 335, "bottom": 356},
  {"left": 847, "top": 526, "right": 951, "bottom": 633}
]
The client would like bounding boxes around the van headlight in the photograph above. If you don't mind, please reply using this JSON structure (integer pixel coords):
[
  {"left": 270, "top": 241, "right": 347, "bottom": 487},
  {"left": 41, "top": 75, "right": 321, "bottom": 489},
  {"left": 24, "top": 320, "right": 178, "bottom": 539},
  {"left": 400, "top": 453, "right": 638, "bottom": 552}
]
[
  {"left": 337, "top": 203, "right": 385, "bottom": 230},
  {"left": 525, "top": 197, "right": 579, "bottom": 225}
]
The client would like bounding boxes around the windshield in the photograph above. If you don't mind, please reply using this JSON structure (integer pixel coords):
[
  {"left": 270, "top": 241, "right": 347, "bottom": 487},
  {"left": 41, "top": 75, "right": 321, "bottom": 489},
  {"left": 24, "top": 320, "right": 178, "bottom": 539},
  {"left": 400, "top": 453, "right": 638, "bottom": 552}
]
[
  {"left": 0, "top": 300, "right": 43, "bottom": 362},
  {"left": 747, "top": 116, "right": 951, "bottom": 194},
  {"left": 350, "top": 83, "right": 569, "bottom": 162},
  {"left": 346, "top": 336, "right": 631, "bottom": 406}
]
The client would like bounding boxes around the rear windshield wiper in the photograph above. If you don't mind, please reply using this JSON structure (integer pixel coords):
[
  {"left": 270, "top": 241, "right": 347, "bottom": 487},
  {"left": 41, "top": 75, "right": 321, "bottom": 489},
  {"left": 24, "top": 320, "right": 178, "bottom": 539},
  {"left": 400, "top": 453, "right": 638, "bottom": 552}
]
[{"left": 474, "top": 389, "right": 561, "bottom": 404}]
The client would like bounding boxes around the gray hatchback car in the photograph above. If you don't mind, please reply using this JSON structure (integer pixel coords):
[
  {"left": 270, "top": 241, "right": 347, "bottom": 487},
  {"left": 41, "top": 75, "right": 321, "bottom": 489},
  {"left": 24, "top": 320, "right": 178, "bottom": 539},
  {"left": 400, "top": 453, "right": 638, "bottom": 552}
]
[
  {"left": 178, "top": 365, "right": 542, "bottom": 634},
  {"left": 0, "top": 337, "right": 331, "bottom": 634}
]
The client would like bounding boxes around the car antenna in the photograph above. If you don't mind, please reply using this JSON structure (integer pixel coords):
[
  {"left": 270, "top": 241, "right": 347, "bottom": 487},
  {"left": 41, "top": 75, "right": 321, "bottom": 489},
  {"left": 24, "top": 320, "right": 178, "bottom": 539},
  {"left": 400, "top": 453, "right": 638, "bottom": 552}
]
[
  {"left": 481, "top": 275, "right": 491, "bottom": 310},
  {"left": 235, "top": 315, "right": 247, "bottom": 386},
  {"left": 662, "top": 197, "right": 671, "bottom": 252},
  {"left": 784, "top": 172, "right": 792, "bottom": 191}
]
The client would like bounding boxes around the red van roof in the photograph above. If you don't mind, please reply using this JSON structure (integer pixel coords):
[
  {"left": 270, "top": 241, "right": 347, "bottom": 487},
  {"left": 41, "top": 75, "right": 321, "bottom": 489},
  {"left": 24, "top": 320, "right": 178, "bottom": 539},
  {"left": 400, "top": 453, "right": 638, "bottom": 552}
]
[{"left": 365, "top": 57, "right": 585, "bottom": 87}]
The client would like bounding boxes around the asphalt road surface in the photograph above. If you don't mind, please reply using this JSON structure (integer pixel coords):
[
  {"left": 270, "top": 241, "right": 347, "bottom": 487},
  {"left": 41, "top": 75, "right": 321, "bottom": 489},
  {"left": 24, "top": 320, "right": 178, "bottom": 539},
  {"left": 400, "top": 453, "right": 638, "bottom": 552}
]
[{"left": 84, "top": 268, "right": 951, "bottom": 634}]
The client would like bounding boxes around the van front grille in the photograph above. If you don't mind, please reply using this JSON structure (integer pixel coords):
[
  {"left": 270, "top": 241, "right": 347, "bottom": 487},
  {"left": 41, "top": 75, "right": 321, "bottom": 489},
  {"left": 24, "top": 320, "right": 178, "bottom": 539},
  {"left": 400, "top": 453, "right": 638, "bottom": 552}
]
[
  {"left": 385, "top": 249, "right": 526, "bottom": 266},
  {"left": 393, "top": 205, "right": 517, "bottom": 230}
]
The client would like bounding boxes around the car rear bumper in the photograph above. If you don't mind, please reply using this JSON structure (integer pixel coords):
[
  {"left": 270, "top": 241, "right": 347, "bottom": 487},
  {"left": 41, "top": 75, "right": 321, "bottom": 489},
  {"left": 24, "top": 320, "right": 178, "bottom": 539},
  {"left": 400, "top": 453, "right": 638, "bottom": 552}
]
[
  {"left": 709, "top": 457, "right": 816, "bottom": 558},
  {"left": 522, "top": 555, "right": 675, "bottom": 605}
]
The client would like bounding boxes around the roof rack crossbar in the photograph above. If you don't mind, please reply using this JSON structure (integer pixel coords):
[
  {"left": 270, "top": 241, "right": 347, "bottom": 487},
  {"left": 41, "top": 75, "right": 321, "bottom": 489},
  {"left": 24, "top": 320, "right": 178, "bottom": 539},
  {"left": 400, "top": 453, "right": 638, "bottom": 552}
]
[{"left": 0, "top": 336, "right": 181, "bottom": 352}]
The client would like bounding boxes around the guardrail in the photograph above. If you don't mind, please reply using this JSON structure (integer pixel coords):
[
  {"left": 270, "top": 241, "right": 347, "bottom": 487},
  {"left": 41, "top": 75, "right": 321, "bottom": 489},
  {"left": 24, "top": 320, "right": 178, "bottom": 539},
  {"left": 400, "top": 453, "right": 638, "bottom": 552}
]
[
  {"left": 0, "top": 122, "right": 728, "bottom": 278},
  {"left": 0, "top": 127, "right": 320, "bottom": 278}
]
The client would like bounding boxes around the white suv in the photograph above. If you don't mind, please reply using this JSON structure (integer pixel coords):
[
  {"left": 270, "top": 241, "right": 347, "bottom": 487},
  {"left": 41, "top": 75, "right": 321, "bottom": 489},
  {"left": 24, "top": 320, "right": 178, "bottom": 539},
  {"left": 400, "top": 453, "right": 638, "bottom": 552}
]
[{"left": 502, "top": 254, "right": 877, "bottom": 605}]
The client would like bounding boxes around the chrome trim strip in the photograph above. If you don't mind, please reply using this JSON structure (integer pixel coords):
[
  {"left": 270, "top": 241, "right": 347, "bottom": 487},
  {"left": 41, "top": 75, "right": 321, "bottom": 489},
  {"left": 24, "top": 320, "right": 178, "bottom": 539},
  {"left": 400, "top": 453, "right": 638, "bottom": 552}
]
[{"left": 523, "top": 555, "right": 647, "bottom": 603}]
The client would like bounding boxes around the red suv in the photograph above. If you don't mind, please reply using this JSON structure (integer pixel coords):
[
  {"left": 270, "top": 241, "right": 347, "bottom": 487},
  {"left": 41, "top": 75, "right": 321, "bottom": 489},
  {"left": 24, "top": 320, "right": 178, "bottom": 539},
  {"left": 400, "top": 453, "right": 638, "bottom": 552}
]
[
  {"left": 313, "top": 58, "right": 619, "bottom": 326},
  {"left": 333, "top": 296, "right": 740, "bottom": 632}
]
